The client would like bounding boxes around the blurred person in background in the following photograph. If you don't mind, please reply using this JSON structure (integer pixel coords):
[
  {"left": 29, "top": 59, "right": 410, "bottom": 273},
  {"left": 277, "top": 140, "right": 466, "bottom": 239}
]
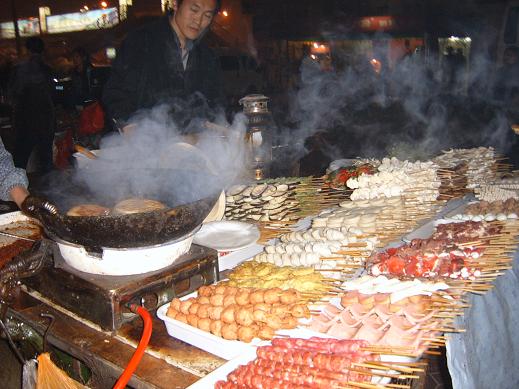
[
  {"left": 71, "top": 47, "right": 94, "bottom": 107},
  {"left": 9, "top": 37, "right": 55, "bottom": 173},
  {"left": 103, "top": 0, "right": 224, "bottom": 134}
]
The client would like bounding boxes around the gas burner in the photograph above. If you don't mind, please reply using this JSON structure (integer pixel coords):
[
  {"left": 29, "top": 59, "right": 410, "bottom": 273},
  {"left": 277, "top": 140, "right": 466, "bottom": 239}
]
[
  {"left": 54, "top": 229, "right": 197, "bottom": 276},
  {"left": 23, "top": 242, "right": 219, "bottom": 331}
]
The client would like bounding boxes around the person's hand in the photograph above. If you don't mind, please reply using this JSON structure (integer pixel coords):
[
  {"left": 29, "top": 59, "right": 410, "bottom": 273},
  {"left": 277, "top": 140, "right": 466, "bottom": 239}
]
[{"left": 10, "top": 186, "right": 29, "bottom": 209}]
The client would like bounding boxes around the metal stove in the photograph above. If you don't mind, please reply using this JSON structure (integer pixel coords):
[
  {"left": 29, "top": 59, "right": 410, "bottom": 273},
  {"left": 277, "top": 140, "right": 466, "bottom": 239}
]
[{"left": 23, "top": 241, "right": 219, "bottom": 332}]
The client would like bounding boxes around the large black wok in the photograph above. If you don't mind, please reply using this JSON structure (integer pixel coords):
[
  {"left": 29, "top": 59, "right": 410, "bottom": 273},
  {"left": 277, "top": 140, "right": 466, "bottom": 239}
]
[{"left": 24, "top": 168, "right": 221, "bottom": 251}]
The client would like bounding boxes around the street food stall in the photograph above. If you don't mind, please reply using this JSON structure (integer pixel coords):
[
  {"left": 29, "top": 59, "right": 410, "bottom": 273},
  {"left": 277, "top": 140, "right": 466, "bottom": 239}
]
[{"left": 1, "top": 101, "right": 519, "bottom": 389}]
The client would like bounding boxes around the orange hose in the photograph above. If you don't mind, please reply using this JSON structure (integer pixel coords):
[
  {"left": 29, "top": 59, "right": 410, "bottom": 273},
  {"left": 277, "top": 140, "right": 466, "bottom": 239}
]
[{"left": 113, "top": 305, "right": 153, "bottom": 389}]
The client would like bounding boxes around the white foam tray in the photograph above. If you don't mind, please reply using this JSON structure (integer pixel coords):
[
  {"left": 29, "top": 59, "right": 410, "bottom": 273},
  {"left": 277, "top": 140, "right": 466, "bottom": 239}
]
[{"left": 156, "top": 292, "right": 267, "bottom": 360}]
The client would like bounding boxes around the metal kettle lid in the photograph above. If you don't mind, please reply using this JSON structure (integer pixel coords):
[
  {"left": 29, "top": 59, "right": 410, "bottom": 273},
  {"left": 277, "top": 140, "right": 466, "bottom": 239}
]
[{"left": 239, "top": 94, "right": 269, "bottom": 105}]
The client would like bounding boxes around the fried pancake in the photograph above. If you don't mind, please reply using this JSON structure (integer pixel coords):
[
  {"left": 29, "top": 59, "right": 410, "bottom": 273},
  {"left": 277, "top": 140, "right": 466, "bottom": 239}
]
[
  {"left": 112, "top": 198, "right": 166, "bottom": 215},
  {"left": 67, "top": 204, "right": 111, "bottom": 217}
]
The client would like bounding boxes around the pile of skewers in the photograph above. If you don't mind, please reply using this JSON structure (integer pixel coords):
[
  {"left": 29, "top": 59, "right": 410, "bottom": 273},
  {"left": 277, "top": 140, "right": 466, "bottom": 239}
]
[
  {"left": 215, "top": 338, "right": 423, "bottom": 388},
  {"left": 166, "top": 285, "right": 311, "bottom": 342},
  {"left": 226, "top": 262, "right": 332, "bottom": 294}
]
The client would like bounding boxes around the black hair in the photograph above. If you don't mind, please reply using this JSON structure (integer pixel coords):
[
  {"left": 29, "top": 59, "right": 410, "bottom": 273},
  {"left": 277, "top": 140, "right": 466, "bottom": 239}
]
[
  {"left": 25, "top": 37, "right": 44, "bottom": 54},
  {"left": 176, "top": 0, "right": 221, "bottom": 14}
]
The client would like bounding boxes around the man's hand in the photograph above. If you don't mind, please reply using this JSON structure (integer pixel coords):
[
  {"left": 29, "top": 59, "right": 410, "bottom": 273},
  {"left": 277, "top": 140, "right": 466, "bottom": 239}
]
[{"left": 10, "top": 186, "right": 29, "bottom": 209}]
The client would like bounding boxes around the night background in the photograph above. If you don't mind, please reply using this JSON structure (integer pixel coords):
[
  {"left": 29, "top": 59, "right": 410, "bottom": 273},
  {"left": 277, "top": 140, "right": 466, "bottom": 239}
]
[{"left": 1, "top": 0, "right": 518, "bottom": 174}]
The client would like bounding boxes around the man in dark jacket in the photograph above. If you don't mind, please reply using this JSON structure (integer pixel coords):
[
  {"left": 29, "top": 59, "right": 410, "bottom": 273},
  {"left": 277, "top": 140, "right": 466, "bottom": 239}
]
[
  {"left": 9, "top": 37, "right": 55, "bottom": 173},
  {"left": 102, "top": 0, "right": 224, "bottom": 133}
]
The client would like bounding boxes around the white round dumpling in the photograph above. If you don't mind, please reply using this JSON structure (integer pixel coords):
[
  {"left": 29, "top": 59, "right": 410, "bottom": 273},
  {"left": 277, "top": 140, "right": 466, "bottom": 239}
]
[
  {"left": 484, "top": 213, "right": 496, "bottom": 222},
  {"left": 497, "top": 213, "right": 507, "bottom": 221}
]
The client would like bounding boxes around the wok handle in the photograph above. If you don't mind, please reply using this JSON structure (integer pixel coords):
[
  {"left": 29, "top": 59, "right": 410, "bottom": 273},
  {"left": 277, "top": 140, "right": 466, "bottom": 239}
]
[{"left": 21, "top": 196, "right": 59, "bottom": 219}]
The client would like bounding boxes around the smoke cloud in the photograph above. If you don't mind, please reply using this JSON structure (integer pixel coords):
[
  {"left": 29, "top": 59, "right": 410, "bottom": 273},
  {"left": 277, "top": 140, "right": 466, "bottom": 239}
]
[
  {"left": 38, "top": 103, "right": 248, "bottom": 211},
  {"left": 276, "top": 24, "right": 518, "bottom": 172}
]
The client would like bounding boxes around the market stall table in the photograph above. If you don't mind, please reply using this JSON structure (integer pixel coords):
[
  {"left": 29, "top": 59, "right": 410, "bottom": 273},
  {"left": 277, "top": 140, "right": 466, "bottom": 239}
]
[{"left": 6, "top": 290, "right": 226, "bottom": 388}]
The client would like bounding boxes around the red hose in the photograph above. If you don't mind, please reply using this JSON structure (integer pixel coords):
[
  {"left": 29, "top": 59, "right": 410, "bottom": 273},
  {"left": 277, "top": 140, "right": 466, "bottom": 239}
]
[{"left": 113, "top": 305, "right": 153, "bottom": 389}]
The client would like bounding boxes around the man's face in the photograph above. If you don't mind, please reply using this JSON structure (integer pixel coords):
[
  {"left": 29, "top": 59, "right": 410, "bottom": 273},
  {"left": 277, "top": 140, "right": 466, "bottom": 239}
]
[{"left": 173, "top": 0, "right": 217, "bottom": 42}]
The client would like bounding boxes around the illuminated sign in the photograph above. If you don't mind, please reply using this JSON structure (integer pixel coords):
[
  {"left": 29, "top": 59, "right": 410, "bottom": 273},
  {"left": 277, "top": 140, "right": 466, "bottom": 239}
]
[
  {"left": 46, "top": 8, "right": 118, "bottom": 34},
  {"left": 359, "top": 16, "right": 396, "bottom": 32},
  {"left": 0, "top": 19, "right": 40, "bottom": 39},
  {"left": 39, "top": 7, "right": 51, "bottom": 33}
]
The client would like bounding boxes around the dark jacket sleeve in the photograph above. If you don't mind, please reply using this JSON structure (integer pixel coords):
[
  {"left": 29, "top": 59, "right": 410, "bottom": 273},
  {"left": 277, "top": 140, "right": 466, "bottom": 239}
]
[
  {"left": 205, "top": 47, "right": 225, "bottom": 108},
  {"left": 102, "top": 31, "right": 146, "bottom": 125}
]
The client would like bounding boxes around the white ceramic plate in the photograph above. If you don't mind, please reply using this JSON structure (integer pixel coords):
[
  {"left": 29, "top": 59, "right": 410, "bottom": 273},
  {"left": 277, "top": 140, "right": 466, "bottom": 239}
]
[{"left": 193, "top": 221, "right": 260, "bottom": 251}]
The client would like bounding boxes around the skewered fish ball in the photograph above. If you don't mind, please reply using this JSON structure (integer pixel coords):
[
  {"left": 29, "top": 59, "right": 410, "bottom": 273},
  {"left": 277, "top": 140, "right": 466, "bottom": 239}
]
[
  {"left": 263, "top": 288, "right": 282, "bottom": 304},
  {"left": 249, "top": 290, "right": 265, "bottom": 304},
  {"left": 281, "top": 315, "right": 298, "bottom": 329},
  {"left": 223, "top": 295, "right": 237, "bottom": 306},
  {"left": 197, "top": 318, "right": 212, "bottom": 332},
  {"left": 210, "top": 320, "right": 223, "bottom": 337},
  {"left": 280, "top": 290, "right": 299, "bottom": 305},
  {"left": 235, "top": 308, "right": 254, "bottom": 326},
  {"left": 257, "top": 326, "right": 275, "bottom": 340},
  {"left": 210, "top": 294, "right": 225, "bottom": 306},
  {"left": 176, "top": 313, "right": 188, "bottom": 323},
  {"left": 179, "top": 299, "right": 195, "bottom": 314},
  {"left": 253, "top": 309, "right": 268, "bottom": 322},
  {"left": 208, "top": 306, "right": 224, "bottom": 320},
  {"left": 221, "top": 305, "right": 237, "bottom": 324},
  {"left": 237, "top": 326, "right": 256, "bottom": 343},
  {"left": 235, "top": 291, "right": 251, "bottom": 306},
  {"left": 215, "top": 285, "right": 227, "bottom": 295},
  {"left": 253, "top": 303, "right": 270, "bottom": 312},
  {"left": 166, "top": 307, "right": 178, "bottom": 319},
  {"left": 186, "top": 314, "right": 199, "bottom": 327},
  {"left": 221, "top": 323, "right": 239, "bottom": 340},
  {"left": 169, "top": 298, "right": 181, "bottom": 312},
  {"left": 197, "top": 304, "right": 210, "bottom": 319},
  {"left": 198, "top": 285, "right": 214, "bottom": 297},
  {"left": 188, "top": 303, "right": 200, "bottom": 315}
]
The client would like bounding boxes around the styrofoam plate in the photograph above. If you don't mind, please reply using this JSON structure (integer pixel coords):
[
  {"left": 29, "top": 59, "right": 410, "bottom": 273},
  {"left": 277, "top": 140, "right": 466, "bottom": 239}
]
[{"left": 193, "top": 221, "right": 260, "bottom": 251}]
